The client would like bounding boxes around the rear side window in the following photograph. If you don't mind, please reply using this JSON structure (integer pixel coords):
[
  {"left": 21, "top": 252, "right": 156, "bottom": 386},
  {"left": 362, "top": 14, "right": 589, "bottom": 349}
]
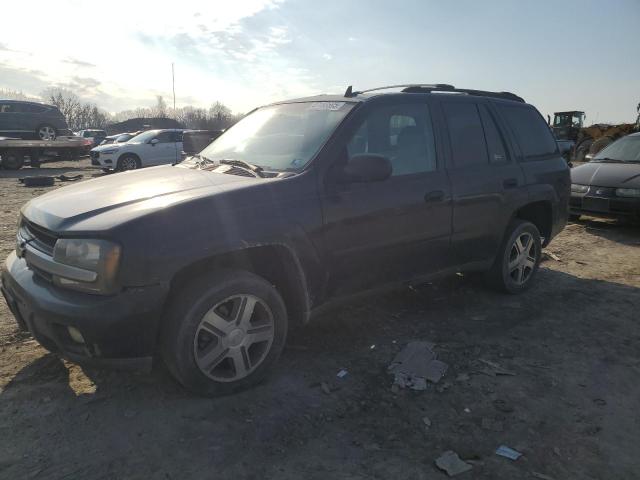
[
  {"left": 498, "top": 105, "right": 557, "bottom": 157},
  {"left": 442, "top": 102, "right": 488, "bottom": 168},
  {"left": 478, "top": 105, "right": 508, "bottom": 164}
]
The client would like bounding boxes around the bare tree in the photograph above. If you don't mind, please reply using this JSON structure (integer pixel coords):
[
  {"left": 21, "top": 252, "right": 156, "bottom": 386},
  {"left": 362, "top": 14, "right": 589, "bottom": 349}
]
[
  {"left": 40, "top": 87, "right": 109, "bottom": 130},
  {"left": 154, "top": 95, "right": 168, "bottom": 118},
  {"left": 0, "top": 88, "right": 33, "bottom": 100}
]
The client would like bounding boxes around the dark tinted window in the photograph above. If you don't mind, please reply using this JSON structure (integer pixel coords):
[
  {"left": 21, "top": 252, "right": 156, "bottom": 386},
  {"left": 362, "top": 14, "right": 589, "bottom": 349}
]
[
  {"left": 171, "top": 131, "right": 183, "bottom": 142},
  {"left": 443, "top": 102, "right": 488, "bottom": 168},
  {"left": 499, "top": 105, "right": 557, "bottom": 157},
  {"left": 478, "top": 105, "right": 508, "bottom": 164},
  {"left": 0, "top": 103, "right": 14, "bottom": 113},
  {"left": 347, "top": 103, "right": 437, "bottom": 176},
  {"left": 19, "top": 104, "right": 46, "bottom": 113}
]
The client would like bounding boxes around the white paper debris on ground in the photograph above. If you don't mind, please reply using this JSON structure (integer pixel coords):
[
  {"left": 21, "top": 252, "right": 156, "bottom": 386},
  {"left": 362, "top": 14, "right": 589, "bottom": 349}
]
[
  {"left": 495, "top": 445, "right": 522, "bottom": 460},
  {"left": 388, "top": 341, "right": 448, "bottom": 390},
  {"left": 435, "top": 450, "right": 472, "bottom": 477},
  {"left": 336, "top": 369, "right": 348, "bottom": 378}
]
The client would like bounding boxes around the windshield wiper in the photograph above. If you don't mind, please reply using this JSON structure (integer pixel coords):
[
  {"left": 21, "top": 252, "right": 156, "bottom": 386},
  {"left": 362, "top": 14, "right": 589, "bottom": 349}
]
[
  {"left": 185, "top": 153, "right": 217, "bottom": 168},
  {"left": 219, "top": 159, "right": 264, "bottom": 177},
  {"left": 592, "top": 157, "right": 626, "bottom": 163}
]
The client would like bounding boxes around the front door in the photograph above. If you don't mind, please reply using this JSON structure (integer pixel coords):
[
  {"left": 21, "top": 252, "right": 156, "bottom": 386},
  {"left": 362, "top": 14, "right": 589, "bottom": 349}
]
[
  {"left": 148, "top": 131, "right": 180, "bottom": 165},
  {"left": 320, "top": 100, "right": 452, "bottom": 296}
]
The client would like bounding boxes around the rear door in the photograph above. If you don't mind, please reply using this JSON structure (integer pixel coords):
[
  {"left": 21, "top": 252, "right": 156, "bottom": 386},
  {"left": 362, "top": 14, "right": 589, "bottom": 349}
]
[
  {"left": 320, "top": 98, "right": 453, "bottom": 295},
  {"left": 438, "top": 97, "right": 526, "bottom": 266}
]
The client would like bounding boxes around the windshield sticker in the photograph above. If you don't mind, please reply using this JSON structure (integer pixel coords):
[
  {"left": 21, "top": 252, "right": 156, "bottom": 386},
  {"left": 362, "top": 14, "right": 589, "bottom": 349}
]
[{"left": 309, "top": 102, "right": 346, "bottom": 111}]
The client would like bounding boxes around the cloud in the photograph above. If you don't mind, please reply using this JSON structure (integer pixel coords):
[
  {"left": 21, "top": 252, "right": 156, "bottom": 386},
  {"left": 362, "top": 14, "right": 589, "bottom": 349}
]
[
  {"left": 322, "top": 53, "right": 333, "bottom": 60},
  {"left": 63, "top": 57, "right": 96, "bottom": 68},
  {"left": 0, "top": 42, "right": 10, "bottom": 51}
]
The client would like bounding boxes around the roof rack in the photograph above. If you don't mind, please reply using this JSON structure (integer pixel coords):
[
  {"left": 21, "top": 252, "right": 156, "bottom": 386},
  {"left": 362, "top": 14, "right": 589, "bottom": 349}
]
[{"left": 344, "top": 84, "right": 524, "bottom": 103}]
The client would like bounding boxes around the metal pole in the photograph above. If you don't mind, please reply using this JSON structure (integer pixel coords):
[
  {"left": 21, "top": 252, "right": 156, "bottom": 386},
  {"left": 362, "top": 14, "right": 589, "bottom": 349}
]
[{"left": 172, "top": 63, "right": 176, "bottom": 115}]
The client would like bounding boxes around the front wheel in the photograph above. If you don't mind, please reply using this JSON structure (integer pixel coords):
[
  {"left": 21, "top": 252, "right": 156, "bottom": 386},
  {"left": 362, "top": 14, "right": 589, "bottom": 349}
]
[
  {"left": 116, "top": 154, "right": 140, "bottom": 171},
  {"left": 487, "top": 220, "right": 542, "bottom": 294},
  {"left": 161, "top": 270, "right": 288, "bottom": 396}
]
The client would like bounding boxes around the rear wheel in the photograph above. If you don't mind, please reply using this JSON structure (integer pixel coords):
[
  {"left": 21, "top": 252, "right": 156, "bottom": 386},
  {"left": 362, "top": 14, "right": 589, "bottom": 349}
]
[
  {"left": 487, "top": 219, "right": 542, "bottom": 294},
  {"left": 161, "top": 270, "right": 288, "bottom": 396},
  {"left": 36, "top": 124, "right": 57, "bottom": 140}
]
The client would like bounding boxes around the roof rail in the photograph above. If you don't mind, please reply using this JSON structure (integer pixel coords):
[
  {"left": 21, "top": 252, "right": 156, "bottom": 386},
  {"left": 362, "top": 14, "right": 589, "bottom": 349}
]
[
  {"left": 345, "top": 84, "right": 455, "bottom": 97},
  {"left": 344, "top": 83, "right": 525, "bottom": 103}
]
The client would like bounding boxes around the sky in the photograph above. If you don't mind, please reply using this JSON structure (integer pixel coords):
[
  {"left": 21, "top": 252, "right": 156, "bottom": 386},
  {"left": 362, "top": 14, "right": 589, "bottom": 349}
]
[{"left": 0, "top": 0, "right": 638, "bottom": 123}]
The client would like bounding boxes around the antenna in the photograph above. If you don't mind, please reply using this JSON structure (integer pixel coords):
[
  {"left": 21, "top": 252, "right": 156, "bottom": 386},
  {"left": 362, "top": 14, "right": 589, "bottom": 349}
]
[{"left": 344, "top": 85, "right": 353, "bottom": 98}]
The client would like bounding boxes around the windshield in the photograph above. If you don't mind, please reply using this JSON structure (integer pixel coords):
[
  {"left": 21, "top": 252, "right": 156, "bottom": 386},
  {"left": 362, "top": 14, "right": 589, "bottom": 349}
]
[
  {"left": 593, "top": 135, "right": 640, "bottom": 162},
  {"left": 193, "top": 101, "right": 354, "bottom": 171},
  {"left": 128, "top": 130, "right": 160, "bottom": 143}
]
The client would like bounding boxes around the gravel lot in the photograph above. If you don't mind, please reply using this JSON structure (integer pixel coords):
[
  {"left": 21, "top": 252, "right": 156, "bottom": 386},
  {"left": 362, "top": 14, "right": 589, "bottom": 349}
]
[{"left": 1, "top": 160, "right": 639, "bottom": 479}]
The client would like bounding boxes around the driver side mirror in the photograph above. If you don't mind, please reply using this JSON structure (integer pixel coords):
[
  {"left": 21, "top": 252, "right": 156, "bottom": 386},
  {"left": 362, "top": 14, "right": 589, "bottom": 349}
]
[
  {"left": 338, "top": 154, "right": 392, "bottom": 183},
  {"left": 150, "top": 138, "right": 159, "bottom": 146}
]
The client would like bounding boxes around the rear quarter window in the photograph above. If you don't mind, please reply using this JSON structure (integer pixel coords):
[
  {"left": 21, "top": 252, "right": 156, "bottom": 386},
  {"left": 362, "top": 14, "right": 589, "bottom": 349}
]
[{"left": 498, "top": 104, "right": 557, "bottom": 158}]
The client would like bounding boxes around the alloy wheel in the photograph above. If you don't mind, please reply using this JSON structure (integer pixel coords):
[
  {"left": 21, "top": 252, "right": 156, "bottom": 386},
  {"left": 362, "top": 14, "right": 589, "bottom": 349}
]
[
  {"left": 120, "top": 157, "right": 137, "bottom": 170},
  {"left": 38, "top": 126, "right": 56, "bottom": 140},
  {"left": 193, "top": 294, "right": 275, "bottom": 382},
  {"left": 507, "top": 232, "right": 537, "bottom": 286}
]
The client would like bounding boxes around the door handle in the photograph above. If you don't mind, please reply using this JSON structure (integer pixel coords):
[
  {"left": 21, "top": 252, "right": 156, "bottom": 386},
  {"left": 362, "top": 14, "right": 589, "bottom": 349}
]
[
  {"left": 424, "top": 190, "right": 445, "bottom": 203},
  {"left": 503, "top": 178, "right": 518, "bottom": 189}
]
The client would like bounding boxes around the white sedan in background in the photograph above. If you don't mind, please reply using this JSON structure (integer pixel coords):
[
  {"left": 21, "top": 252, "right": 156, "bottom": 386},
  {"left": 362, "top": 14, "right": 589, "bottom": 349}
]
[{"left": 90, "top": 129, "right": 185, "bottom": 172}]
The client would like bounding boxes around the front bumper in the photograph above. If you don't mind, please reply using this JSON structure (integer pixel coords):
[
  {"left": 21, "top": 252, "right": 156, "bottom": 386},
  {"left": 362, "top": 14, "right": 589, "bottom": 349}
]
[
  {"left": 570, "top": 192, "right": 640, "bottom": 219},
  {"left": 90, "top": 151, "right": 115, "bottom": 168},
  {"left": 1, "top": 252, "right": 168, "bottom": 371}
]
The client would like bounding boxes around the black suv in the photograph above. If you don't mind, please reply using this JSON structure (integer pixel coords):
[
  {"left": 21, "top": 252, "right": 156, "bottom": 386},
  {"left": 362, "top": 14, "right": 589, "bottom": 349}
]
[
  {"left": 0, "top": 100, "right": 71, "bottom": 140},
  {"left": 1, "top": 84, "right": 569, "bottom": 395}
]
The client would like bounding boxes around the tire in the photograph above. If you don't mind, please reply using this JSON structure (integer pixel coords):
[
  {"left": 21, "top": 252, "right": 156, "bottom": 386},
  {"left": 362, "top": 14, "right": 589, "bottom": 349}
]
[
  {"left": 116, "top": 154, "right": 140, "bottom": 171},
  {"left": 487, "top": 219, "right": 542, "bottom": 294},
  {"left": 0, "top": 151, "right": 24, "bottom": 170},
  {"left": 161, "top": 269, "right": 288, "bottom": 396},
  {"left": 574, "top": 139, "right": 592, "bottom": 163},
  {"left": 569, "top": 214, "right": 581, "bottom": 222},
  {"left": 36, "top": 124, "right": 57, "bottom": 141}
]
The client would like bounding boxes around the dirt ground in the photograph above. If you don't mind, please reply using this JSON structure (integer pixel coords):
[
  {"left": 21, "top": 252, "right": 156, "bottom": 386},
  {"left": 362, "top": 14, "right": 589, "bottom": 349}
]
[{"left": 1, "top": 160, "right": 639, "bottom": 479}]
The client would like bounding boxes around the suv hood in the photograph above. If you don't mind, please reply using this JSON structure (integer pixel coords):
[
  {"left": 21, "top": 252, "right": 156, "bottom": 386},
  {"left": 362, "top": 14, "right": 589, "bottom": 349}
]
[
  {"left": 22, "top": 165, "right": 261, "bottom": 232},
  {"left": 571, "top": 162, "right": 640, "bottom": 188}
]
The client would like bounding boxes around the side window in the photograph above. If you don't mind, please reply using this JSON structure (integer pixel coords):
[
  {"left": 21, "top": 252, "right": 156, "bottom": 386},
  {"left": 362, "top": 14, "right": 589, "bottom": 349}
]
[
  {"left": 498, "top": 105, "right": 558, "bottom": 157},
  {"left": 0, "top": 104, "right": 12, "bottom": 113},
  {"left": 478, "top": 105, "right": 508, "bottom": 164},
  {"left": 172, "top": 131, "right": 183, "bottom": 142},
  {"left": 346, "top": 103, "right": 437, "bottom": 176},
  {"left": 443, "top": 102, "right": 488, "bottom": 168},
  {"left": 155, "top": 132, "right": 174, "bottom": 143}
]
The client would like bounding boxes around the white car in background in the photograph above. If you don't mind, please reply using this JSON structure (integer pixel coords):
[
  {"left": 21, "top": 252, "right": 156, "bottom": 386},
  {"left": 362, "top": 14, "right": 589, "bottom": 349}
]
[{"left": 90, "top": 129, "right": 185, "bottom": 172}]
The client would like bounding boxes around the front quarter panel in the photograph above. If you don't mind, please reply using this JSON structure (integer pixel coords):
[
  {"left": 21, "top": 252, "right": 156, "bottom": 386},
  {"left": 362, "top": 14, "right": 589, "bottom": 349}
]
[{"left": 113, "top": 172, "right": 326, "bottom": 300}]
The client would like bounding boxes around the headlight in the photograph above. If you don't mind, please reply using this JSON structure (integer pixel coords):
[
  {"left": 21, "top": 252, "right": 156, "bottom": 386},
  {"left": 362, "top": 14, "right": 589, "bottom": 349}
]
[
  {"left": 571, "top": 184, "right": 589, "bottom": 193},
  {"left": 53, "top": 239, "right": 121, "bottom": 294},
  {"left": 101, "top": 148, "right": 119, "bottom": 155},
  {"left": 615, "top": 188, "right": 640, "bottom": 198}
]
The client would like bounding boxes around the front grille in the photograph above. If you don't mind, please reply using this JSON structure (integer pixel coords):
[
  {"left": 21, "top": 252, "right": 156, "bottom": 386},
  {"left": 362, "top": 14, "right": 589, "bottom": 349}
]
[{"left": 20, "top": 219, "right": 58, "bottom": 256}]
